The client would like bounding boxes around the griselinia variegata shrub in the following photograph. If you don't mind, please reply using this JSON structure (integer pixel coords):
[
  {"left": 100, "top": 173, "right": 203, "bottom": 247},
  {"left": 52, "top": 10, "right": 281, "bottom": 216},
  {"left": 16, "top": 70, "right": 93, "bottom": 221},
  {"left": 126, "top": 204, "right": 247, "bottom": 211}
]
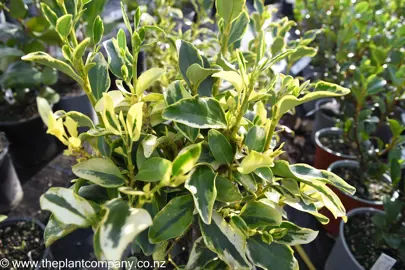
[{"left": 23, "top": 0, "right": 355, "bottom": 268}]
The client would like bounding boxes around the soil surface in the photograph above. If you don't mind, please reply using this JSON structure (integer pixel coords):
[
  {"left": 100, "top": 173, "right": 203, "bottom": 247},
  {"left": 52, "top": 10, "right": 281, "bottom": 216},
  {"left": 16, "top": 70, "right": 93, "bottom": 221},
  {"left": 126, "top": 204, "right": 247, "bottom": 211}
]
[
  {"left": 0, "top": 95, "right": 38, "bottom": 122},
  {"left": 56, "top": 73, "right": 83, "bottom": 98},
  {"left": 345, "top": 212, "right": 404, "bottom": 270},
  {"left": 0, "top": 220, "right": 45, "bottom": 262},
  {"left": 319, "top": 133, "right": 358, "bottom": 157},
  {"left": 332, "top": 166, "right": 393, "bottom": 202}
]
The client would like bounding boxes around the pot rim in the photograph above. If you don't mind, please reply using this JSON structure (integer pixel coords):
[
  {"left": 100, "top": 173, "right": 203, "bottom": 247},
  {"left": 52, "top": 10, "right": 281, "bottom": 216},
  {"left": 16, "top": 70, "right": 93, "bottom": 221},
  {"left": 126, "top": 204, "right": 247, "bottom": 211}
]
[
  {"left": 315, "top": 127, "right": 357, "bottom": 159},
  {"left": 58, "top": 89, "right": 86, "bottom": 101},
  {"left": 0, "top": 113, "right": 40, "bottom": 126},
  {"left": 339, "top": 207, "right": 385, "bottom": 270},
  {"left": 316, "top": 98, "right": 338, "bottom": 121},
  {"left": 328, "top": 160, "right": 392, "bottom": 206},
  {"left": 0, "top": 217, "right": 52, "bottom": 263}
]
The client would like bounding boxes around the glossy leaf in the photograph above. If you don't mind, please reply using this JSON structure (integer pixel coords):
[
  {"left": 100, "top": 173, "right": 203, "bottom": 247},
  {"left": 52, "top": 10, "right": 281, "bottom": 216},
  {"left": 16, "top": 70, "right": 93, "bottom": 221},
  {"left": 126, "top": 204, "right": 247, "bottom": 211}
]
[
  {"left": 135, "top": 157, "right": 172, "bottom": 183},
  {"left": 247, "top": 235, "right": 298, "bottom": 270},
  {"left": 199, "top": 211, "right": 251, "bottom": 269},
  {"left": 92, "top": 16, "right": 104, "bottom": 44},
  {"left": 149, "top": 195, "right": 194, "bottom": 243},
  {"left": 245, "top": 126, "right": 266, "bottom": 152},
  {"left": 185, "top": 237, "right": 217, "bottom": 270},
  {"left": 273, "top": 221, "right": 318, "bottom": 246},
  {"left": 163, "top": 96, "right": 227, "bottom": 129},
  {"left": 238, "top": 151, "right": 274, "bottom": 174},
  {"left": 216, "top": 0, "right": 245, "bottom": 24},
  {"left": 136, "top": 68, "right": 165, "bottom": 96},
  {"left": 95, "top": 199, "right": 152, "bottom": 261},
  {"left": 186, "top": 64, "right": 221, "bottom": 88},
  {"left": 212, "top": 71, "right": 243, "bottom": 94},
  {"left": 89, "top": 53, "right": 110, "bottom": 101},
  {"left": 40, "top": 188, "right": 97, "bottom": 227},
  {"left": 208, "top": 130, "right": 234, "bottom": 164},
  {"left": 126, "top": 102, "right": 144, "bottom": 141},
  {"left": 177, "top": 40, "right": 203, "bottom": 86},
  {"left": 228, "top": 11, "right": 249, "bottom": 47},
  {"left": 22, "top": 52, "right": 84, "bottom": 86},
  {"left": 72, "top": 158, "right": 126, "bottom": 188},
  {"left": 215, "top": 176, "right": 242, "bottom": 202},
  {"left": 240, "top": 201, "right": 282, "bottom": 228},
  {"left": 44, "top": 215, "right": 78, "bottom": 247},
  {"left": 185, "top": 166, "right": 217, "bottom": 224},
  {"left": 56, "top": 15, "right": 73, "bottom": 38},
  {"left": 172, "top": 143, "right": 202, "bottom": 176}
]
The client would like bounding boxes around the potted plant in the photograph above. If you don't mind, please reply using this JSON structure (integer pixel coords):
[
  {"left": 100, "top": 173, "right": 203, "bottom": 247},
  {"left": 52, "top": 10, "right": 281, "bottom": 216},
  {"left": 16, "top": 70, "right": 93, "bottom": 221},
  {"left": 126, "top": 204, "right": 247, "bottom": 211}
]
[
  {"left": 0, "top": 217, "right": 53, "bottom": 269},
  {"left": 0, "top": 133, "right": 23, "bottom": 214},
  {"left": 0, "top": 1, "right": 62, "bottom": 171},
  {"left": 24, "top": 0, "right": 355, "bottom": 268},
  {"left": 325, "top": 198, "right": 405, "bottom": 269}
]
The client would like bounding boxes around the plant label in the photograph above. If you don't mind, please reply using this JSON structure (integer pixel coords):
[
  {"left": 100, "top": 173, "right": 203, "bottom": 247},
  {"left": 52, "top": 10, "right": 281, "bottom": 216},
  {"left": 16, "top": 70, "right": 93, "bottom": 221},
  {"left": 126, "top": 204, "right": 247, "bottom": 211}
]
[{"left": 370, "top": 253, "right": 397, "bottom": 270}]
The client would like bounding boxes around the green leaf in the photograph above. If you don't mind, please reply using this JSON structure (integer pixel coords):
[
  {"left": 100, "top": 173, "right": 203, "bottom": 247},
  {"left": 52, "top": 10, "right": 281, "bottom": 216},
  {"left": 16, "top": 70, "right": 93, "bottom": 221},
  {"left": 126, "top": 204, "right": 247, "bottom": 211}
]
[
  {"left": 367, "top": 76, "right": 387, "bottom": 95},
  {"left": 176, "top": 123, "right": 200, "bottom": 143},
  {"left": 0, "top": 47, "right": 24, "bottom": 60},
  {"left": 126, "top": 102, "right": 144, "bottom": 142},
  {"left": 95, "top": 199, "right": 152, "bottom": 261},
  {"left": 9, "top": 0, "right": 27, "bottom": 19},
  {"left": 232, "top": 171, "right": 257, "bottom": 192},
  {"left": 273, "top": 160, "right": 355, "bottom": 195},
  {"left": 135, "top": 157, "right": 172, "bottom": 183},
  {"left": 40, "top": 187, "right": 98, "bottom": 227},
  {"left": 164, "top": 80, "right": 190, "bottom": 105},
  {"left": 283, "top": 199, "right": 329, "bottom": 224},
  {"left": 186, "top": 237, "right": 217, "bottom": 270},
  {"left": 288, "top": 46, "right": 317, "bottom": 64},
  {"left": 247, "top": 235, "right": 298, "bottom": 270},
  {"left": 186, "top": 166, "right": 217, "bottom": 224},
  {"left": 44, "top": 215, "right": 79, "bottom": 247},
  {"left": 163, "top": 96, "right": 228, "bottom": 129},
  {"left": 56, "top": 14, "right": 73, "bottom": 38},
  {"left": 73, "top": 38, "right": 90, "bottom": 62},
  {"left": 72, "top": 158, "right": 126, "bottom": 188},
  {"left": 275, "top": 81, "right": 350, "bottom": 120},
  {"left": 89, "top": 53, "right": 111, "bottom": 101},
  {"left": 254, "top": 167, "right": 273, "bottom": 183},
  {"left": 22, "top": 52, "right": 84, "bottom": 86},
  {"left": 64, "top": 111, "right": 95, "bottom": 128},
  {"left": 103, "top": 39, "right": 132, "bottom": 80},
  {"left": 208, "top": 130, "right": 234, "bottom": 165},
  {"left": 40, "top": 3, "right": 58, "bottom": 26},
  {"left": 228, "top": 11, "right": 249, "bottom": 47},
  {"left": 199, "top": 211, "right": 251, "bottom": 269},
  {"left": 245, "top": 126, "right": 266, "bottom": 152},
  {"left": 273, "top": 160, "right": 350, "bottom": 220},
  {"left": 238, "top": 151, "right": 274, "bottom": 174},
  {"left": 136, "top": 68, "right": 165, "bottom": 96},
  {"left": 172, "top": 143, "right": 202, "bottom": 176},
  {"left": 92, "top": 16, "right": 104, "bottom": 44},
  {"left": 212, "top": 71, "right": 243, "bottom": 94},
  {"left": 215, "top": 175, "right": 242, "bottom": 203},
  {"left": 271, "top": 37, "right": 286, "bottom": 56},
  {"left": 240, "top": 201, "right": 282, "bottom": 228},
  {"left": 149, "top": 195, "right": 194, "bottom": 243},
  {"left": 186, "top": 64, "right": 221, "bottom": 88},
  {"left": 273, "top": 221, "right": 318, "bottom": 246},
  {"left": 37, "top": 97, "right": 52, "bottom": 127},
  {"left": 177, "top": 40, "right": 203, "bottom": 86},
  {"left": 216, "top": 0, "right": 245, "bottom": 24}
]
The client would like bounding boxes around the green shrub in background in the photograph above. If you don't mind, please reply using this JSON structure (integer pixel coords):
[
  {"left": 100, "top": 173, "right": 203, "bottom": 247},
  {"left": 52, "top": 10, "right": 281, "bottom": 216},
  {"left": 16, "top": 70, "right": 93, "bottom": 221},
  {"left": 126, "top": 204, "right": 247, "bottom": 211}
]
[{"left": 24, "top": 0, "right": 355, "bottom": 268}]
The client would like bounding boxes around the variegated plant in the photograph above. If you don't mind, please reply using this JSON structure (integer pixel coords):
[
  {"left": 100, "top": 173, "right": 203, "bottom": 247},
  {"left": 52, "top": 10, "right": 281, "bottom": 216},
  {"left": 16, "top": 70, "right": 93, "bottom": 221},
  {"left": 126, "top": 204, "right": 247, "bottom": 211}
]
[{"left": 24, "top": 0, "right": 355, "bottom": 268}]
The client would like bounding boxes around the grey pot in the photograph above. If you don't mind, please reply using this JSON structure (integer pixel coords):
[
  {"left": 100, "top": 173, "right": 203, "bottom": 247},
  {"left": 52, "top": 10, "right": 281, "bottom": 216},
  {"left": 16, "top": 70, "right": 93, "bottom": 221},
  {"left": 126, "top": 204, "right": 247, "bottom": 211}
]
[
  {"left": 0, "top": 136, "right": 23, "bottom": 214},
  {"left": 325, "top": 207, "right": 384, "bottom": 270},
  {"left": 327, "top": 160, "right": 391, "bottom": 207},
  {"left": 311, "top": 99, "right": 338, "bottom": 142},
  {"left": 54, "top": 90, "right": 96, "bottom": 123}
]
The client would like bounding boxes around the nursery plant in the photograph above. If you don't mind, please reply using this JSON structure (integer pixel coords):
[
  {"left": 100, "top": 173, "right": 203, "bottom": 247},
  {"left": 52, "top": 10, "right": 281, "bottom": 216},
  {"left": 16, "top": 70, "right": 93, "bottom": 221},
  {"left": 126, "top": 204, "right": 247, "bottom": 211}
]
[
  {"left": 24, "top": 0, "right": 355, "bottom": 268},
  {"left": 0, "top": 1, "right": 60, "bottom": 121},
  {"left": 298, "top": 0, "right": 405, "bottom": 202}
]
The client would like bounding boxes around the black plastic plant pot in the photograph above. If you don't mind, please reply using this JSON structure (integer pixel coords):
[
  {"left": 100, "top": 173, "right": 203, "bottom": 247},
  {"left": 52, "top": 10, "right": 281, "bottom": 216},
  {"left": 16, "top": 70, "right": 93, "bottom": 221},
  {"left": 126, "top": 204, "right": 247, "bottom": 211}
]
[
  {"left": 311, "top": 98, "right": 338, "bottom": 142},
  {"left": 0, "top": 218, "right": 53, "bottom": 270},
  {"left": 0, "top": 137, "right": 23, "bottom": 214},
  {"left": 54, "top": 90, "right": 96, "bottom": 123},
  {"left": 0, "top": 116, "right": 59, "bottom": 181}
]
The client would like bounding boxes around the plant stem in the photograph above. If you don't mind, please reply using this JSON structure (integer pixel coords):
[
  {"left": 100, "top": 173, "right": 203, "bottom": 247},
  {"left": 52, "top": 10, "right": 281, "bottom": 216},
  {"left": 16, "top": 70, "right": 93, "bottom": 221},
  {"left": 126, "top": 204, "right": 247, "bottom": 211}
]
[
  {"left": 264, "top": 116, "right": 278, "bottom": 151},
  {"left": 231, "top": 77, "right": 255, "bottom": 137}
]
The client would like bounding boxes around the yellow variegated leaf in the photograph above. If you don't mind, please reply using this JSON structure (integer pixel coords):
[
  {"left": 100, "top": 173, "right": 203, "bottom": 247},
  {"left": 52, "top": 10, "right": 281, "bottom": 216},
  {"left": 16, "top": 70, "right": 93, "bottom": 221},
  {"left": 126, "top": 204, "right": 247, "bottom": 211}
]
[
  {"left": 127, "top": 102, "right": 144, "bottom": 141},
  {"left": 238, "top": 151, "right": 274, "bottom": 174}
]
